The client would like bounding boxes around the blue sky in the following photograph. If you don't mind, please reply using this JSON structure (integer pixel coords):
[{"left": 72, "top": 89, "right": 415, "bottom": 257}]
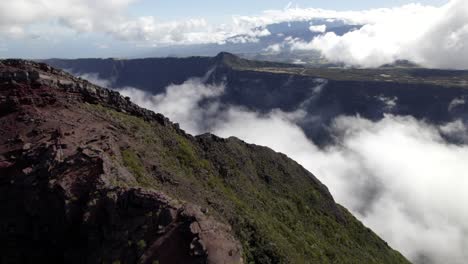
[{"left": 129, "top": 0, "right": 447, "bottom": 21}]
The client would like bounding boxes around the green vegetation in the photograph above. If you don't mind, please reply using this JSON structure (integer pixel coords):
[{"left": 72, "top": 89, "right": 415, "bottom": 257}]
[
  {"left": 174, "top": 134, "right": 211, "bottom": 171},
  {"left": 121, "top": 148, "right": 151, "bottom": 185},
  {"left": 247, "top": 66, "right": 468, "bottom": 88},
  {"left": 137, "top": 240, "right": 147, "bottom": 250},
  {"left": 122, "top": 149, "right": 145, "bottom": 179},
  {"left": 216, "top": 52, "right": 468, "bottom": 87},
  {"left": 84, "top": 103, "right": 410, "bottom": 264}
]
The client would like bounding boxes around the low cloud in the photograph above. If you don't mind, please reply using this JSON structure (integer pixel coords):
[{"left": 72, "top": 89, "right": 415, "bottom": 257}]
[
  {"left": 77, "top": 72, "right": 113, "bottom": 88},
  {"left": 264, "top": 43, "right": 282, "bottom": 54},
  {"left": 440, "top": 120, "right": 468, "bottom": 144},
  {"left": 119, "top": 78, "right": 224, "bottom": 133},
  {"left": 449, "top": 97, "right": 466, "bottom": 112},
  {"left": 107, "top": 75, "right": 468, "bottom": 264},
  {"left": 376, "top": 95, "right": 398, "bottom": 110}
]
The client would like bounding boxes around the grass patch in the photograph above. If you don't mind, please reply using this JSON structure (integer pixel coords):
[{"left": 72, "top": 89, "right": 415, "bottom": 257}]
[{"left": 121, "top": 149, "right": 154, "bottom": 188}]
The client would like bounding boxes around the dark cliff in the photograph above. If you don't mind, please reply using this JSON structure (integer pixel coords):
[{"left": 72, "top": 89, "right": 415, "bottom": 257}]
[{"left": 0, "top": 59, "right": 410, "bottom": 263}]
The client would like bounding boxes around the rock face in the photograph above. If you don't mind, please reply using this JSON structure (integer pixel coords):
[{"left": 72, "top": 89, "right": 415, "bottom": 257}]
[
  {"left": 0, "top": 60, "right": 242, "bottom": 264},
  {"left": 0, "top": 59, "right": 410, "bottom": 264}
]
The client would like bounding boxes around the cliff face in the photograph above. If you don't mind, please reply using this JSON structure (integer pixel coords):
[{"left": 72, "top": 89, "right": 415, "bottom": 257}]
[
  {"left": 0, "top": 60, "right": 242, "bottom": 264},
  {"left": 0, "top": 60, "right": 410, "bottom": 263}
]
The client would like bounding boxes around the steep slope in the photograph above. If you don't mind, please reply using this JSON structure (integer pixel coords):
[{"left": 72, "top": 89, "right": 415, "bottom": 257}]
[{"left": 0, "top": 60, "right": 410, "bottom": 263}]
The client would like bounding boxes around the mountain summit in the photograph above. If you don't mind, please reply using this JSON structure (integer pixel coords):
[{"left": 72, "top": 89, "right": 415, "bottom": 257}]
[{"left": 0, "top": 59, "right": 410, "bottom": 263}]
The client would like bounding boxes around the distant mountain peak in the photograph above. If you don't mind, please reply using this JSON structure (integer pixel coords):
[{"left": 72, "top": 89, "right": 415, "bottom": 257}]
[
  {"left": 380, "top": 59, "right": 420, "bottom": 68},
  {"left": 213, "top": 51, "right": 243, "bottom": 67},
  {"left": 214, "top": 51, "right": 238, "bottom": 60},
  {"left": 213, "top": 51, "right": 296, "bottom": 70}
]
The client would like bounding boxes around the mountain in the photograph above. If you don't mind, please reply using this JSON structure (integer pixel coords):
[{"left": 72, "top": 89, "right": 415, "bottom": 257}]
[
  {"left": 44, "top": 52, "right": 468, "bottom": 145},
  {"left": 0, "top": 59, "right": 411, "bottom": 263}
]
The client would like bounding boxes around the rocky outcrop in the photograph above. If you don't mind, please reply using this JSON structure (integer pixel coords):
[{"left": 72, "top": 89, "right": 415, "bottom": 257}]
[
  {"left": 0, "top": 59, "right": 179, "bottom": 127},
  {"left": 0, "top": 60, "right": 242, "bottom": 263}
]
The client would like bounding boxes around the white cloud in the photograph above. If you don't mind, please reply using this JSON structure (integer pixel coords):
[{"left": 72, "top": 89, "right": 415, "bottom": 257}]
[
  {"left": 264, "top": 43, "right": 282, "bottom": 54},
  {"left": 309, "top": 24, "right": 326, "bottom": 33},
  {"left": 118, "top": 77, "right": 224, "bottom": 133},
  {"left": 76, "top": 72, "right": 113, "bottom": 88},
  {"left": 376, "top": 95, "right": 398, "bottom": 110},
  {"left": 291, "top": 59, "right": 307, "bottom": 65},
  {"left": 0, "top": 0, "right": 264, "bottom": 45},
  {"left": 440, "top": 120, "right": 468, "bottom": 143},
  {"left": 0, "top": 0, "right": 135, "bottom": 37},
  {"left": 449, "top": 97, "right": 466, "bottom": 111},
  {"left": 291, "top": 0, "right": 468, "bottom": 69},
  {"left": 231, "top": 3, "right": 439, "bottom": 31},
  {"left": 226, "top": 35, "right": 260, "bottom": 44},
  {"left": 108, "top": 76, "right": 468, "bottom": 264},
  {"left": 109, "top": 17, "right": 239, "bottom": 44}
]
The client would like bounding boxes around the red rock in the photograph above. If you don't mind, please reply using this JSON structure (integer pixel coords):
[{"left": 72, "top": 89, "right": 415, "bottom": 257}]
[{"left": 0, "top": 160, "right": 14, "bottom": 168}]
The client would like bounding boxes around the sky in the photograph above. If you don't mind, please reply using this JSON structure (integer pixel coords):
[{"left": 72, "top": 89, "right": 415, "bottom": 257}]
[
  {"left": 0, "top": 0, "right": 459, "bottom": 65},
  {"left": 129, "top": 0, "right": 448, "bottom": 21}
]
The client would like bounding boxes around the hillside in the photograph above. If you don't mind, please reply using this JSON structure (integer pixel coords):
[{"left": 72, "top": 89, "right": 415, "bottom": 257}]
[{"left": 0, "top": 60, "right": 411, "bottom": 263}]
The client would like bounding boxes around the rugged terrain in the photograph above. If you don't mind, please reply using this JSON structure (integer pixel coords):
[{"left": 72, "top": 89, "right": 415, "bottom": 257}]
[
  {"left": 45, "top": 53, "right": 468, "bottom": 145},
  {"left": 0, "top": 60, "right": 411, "bottom": 263}
]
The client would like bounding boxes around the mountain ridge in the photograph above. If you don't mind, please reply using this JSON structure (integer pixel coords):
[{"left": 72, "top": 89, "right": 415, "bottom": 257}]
[
  {"left": 42, "top": 53, "right": 468, "bottom": 147},
  {"left": 0, "top": 59, "right": 410, "bottom": 263}
]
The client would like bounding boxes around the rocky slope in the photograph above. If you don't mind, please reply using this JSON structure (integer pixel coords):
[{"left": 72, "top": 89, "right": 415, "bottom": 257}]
[{"left": 0, "top": 60, "right": 410, "bottom": 263}]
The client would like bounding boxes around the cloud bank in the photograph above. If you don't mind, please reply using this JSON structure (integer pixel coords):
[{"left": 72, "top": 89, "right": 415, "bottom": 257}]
[
  {"left": 0, "top": 0, "right": 281, "bottom": 46},
  {"left": 0, "top": 0, "right": 135, "bottom": 38},
  {"left": 234, "top": 0, "right": 468, "bottom": 69},
  {"left": 295, "top": 0, "right": 468, "bottom": 69},
  {"left": 112, "top": 76, "right": 468, "bottom": 264},
  {"left": 0, "top": 0, "right": 267, "bottom": 44}
]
